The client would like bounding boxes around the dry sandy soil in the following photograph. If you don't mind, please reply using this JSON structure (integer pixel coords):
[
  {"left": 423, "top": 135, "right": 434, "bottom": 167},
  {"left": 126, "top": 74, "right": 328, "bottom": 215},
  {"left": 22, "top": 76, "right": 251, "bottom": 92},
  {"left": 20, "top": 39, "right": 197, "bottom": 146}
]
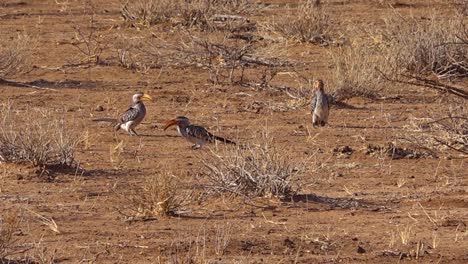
[{"left": 0, "top": 0, "right": 467, "bottom": 263}]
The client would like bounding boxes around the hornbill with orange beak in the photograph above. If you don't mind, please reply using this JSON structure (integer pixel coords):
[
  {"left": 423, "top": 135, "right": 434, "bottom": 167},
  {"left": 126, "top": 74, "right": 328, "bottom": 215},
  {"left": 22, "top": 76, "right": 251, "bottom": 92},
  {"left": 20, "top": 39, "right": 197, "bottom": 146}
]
[{"left": 163, "top": 116, "right": 236, "bottom": 149}]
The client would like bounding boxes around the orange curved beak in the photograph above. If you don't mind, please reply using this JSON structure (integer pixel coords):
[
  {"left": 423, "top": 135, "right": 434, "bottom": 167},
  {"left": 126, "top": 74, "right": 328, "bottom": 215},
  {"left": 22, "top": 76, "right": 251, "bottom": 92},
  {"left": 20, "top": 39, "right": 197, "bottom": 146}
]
[{"left": 163, "top": 119, "right": 178, "bottom": 131}]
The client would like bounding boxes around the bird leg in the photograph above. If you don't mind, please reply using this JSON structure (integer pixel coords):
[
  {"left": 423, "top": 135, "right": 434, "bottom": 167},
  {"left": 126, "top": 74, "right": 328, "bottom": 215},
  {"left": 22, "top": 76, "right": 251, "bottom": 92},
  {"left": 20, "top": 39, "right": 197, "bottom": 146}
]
[
  {"left": 312, "top": 115, "right": 320, "bottom": 127},
  {"left": 130, "top": 129, "right": 139, "bottom": 136},
  {"left": 191, "top": 144, "right": 201, "bottom": 150}
]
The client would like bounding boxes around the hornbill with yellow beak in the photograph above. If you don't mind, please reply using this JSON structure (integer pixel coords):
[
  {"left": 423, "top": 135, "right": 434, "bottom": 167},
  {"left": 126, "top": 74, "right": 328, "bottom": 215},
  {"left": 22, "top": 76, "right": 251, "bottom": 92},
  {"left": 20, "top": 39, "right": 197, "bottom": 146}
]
[
  {"left": 163, "top": 116, "right": 236, "bottom": 149},
  {"left": 93, "top": 92, "right": 153, "bottom": 136}
]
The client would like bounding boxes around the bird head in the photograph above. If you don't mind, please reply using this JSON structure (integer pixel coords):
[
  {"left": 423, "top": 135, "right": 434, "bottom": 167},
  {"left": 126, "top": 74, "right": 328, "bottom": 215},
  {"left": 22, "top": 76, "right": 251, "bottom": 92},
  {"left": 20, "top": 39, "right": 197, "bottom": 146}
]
[
  {"left": 133, "top": 92, "right": 154, "bottom": 103},
  {"left": 163, "top": 116, "right": 190, "bottom": 131},
  {"left": 313, "top": 79, "right": 324, "bottom": 92}
]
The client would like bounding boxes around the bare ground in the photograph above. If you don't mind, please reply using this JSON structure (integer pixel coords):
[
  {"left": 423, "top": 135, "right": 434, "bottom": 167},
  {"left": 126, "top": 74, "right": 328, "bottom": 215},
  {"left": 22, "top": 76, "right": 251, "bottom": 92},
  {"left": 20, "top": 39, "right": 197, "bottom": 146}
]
[{"left": 0, "top": 0, "right": 467, "bottom": 263}]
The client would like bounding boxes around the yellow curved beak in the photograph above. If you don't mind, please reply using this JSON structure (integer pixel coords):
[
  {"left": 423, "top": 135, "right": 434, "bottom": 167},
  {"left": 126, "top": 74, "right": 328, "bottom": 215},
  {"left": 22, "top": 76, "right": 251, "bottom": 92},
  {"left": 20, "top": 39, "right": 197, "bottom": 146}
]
[
  {"left": 141, "top": 94, "right": 154, "bottom": 102},
  {"left": 163, "top": 119, "right": 178, "bottom": 131}
]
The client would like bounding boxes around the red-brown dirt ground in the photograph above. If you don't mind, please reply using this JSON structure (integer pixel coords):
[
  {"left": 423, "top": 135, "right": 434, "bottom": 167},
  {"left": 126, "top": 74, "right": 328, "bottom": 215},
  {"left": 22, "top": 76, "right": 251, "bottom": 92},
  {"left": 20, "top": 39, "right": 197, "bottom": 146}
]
[{"left": 0, "top": 0, "right": 467, "bottom": 263}]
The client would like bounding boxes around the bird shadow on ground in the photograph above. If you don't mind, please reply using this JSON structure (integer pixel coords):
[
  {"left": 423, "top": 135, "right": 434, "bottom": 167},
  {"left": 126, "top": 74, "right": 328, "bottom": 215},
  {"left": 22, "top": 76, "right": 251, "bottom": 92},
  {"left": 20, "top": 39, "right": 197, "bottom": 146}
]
[
  {"left": 83, "top": 169, "right": 134, "bottom": 177},
  {"left": 0, "top": 78, "right": 102, "bottom": 90},
  {"left": 138, "top": 134, "right": 180, "bottom": 138},
  {"left": 35, "top": 163, "right": 87, "bottom": 181},
  {"left": 332, "top": 101, "right": 368, "bottom": 110},
  {"left": 0, "top": 257, "right": 71, "bottom": 264},
  {"left": 0, "top": 258, "right": 36, "bottom": 264},
  {"left": 331, "top": 124, "right": 404, "bottom": 130},
  {"left": 285, "top": 193, "right": 374, "bottom": 210}
]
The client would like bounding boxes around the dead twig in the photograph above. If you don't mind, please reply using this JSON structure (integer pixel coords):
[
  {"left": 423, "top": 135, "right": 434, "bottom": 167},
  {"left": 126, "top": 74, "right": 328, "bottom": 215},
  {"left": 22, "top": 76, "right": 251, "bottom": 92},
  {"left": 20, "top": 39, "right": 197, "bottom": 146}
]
[
  {"left": 376, "top": 68, "right": 468, "bottom": 99},
  {"left": 24, "top": 208, "right": 60, "bottom": 234},
  {"left": 432, "top": 137, "right": 468, "bottom": 155},
  {"left": 422, "top": 116, "right": 468, "bottom": 125},
  {"left": 0, "top": 78, "right": 59, "bottom": 92}
]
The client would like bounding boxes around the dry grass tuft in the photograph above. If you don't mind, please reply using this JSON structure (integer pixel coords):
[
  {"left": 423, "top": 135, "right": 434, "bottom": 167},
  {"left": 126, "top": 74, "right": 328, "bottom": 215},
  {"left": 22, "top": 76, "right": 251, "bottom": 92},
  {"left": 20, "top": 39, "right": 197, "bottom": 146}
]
[
  {"left": 117, "top": 30, "right": 291, "bottom": 86},
  {"left": 377, "top": 13, "right": 468, "bottom": 79},
  {"left": 179, "top": 0, "right": 217, "bottom": 29},
  {"left": 266, "top": 0, "right": 332, "bottom": 44},
  {"left": 202, "top": 131, "right": 304, "bottom": 198},
  {"left": 213, "top": 222, "right": 235, "bottom": 256},
  {"left": 69, "top": 2, "right": 110, "bottom": 65},
  {"left": 115, "top": 34, "right": 194, "bottom": 72},
  {"left": 0, "top": 209, "right": 22, "bottom": 260},
  {"left": 29, "top": 243, "right": 58, "bottom": 264},
  {"left": 118, "top": 170, "right": 193, "bottom": 219},
  {"left": 121, "top": 0, "right": 178, "bottom": 27},
  {"left": 0, "top": 34, "right": 32, "bottom": 79},
  {"left": 329, "top": 10, "right": 468, "bottom": 100},
  {"left": 0, "top": 103, "right": 81, "bottom": 174},
  {"left": 1, "top": 209, "right": 58, "bottom": 263},
  {"left": 183, "top": 32, "right": 291, "bottom": 85},
  {"left": 329, "top": 43, "right": 382, "bottom": 100},
  {"left": 399, "top": 102, "right": 467, "bottom": 156},
  {"left": 121, "top": 0, "right": 254, "bottom": 29},
  {"left": 25, "top": 209, "right": 60, "bottom": 234}
]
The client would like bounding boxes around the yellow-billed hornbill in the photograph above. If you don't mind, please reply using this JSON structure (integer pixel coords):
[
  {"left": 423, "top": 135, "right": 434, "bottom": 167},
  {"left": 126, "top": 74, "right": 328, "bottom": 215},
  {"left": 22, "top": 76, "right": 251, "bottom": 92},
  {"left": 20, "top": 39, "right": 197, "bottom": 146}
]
[{"left": 93, "top": 92, "right": 153, "bottom": 136}]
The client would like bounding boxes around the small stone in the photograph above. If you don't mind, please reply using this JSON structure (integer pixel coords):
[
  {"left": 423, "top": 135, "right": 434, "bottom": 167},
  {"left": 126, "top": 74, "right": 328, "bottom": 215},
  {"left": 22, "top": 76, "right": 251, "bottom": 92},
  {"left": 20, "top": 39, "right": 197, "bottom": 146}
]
[
  {"left": 332, "top": 172, "right": 343, "bottom": 178},
  {"left": 175, "top": 96, "right": 190, "bottom": 103},
  {"left": 333, "top": 145, "right": 353, "bottom": 157},
  {"left": 95, "top": 105, "right": 104, "bottom": 112},
  {"left": 284, "top": 238, "right": 295, "bottom": 249},
  {"left": 357, "top": 245, "right": 366, "bottom": 254}
]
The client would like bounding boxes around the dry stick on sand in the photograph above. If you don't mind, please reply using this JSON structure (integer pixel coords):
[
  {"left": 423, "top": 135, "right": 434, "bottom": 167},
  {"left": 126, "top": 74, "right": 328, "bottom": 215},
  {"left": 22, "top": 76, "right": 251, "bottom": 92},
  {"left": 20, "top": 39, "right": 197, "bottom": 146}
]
[
  {"left": 24, "top": 208, "right": 61, "bottom": 234},
  {"left": 433, "top": 137, "right": 468, "bottom": 155},
  {"left": 422, "top": 116, "right": 468, "bottom": 125},
  {"left": 0, "top": 78, "right": 59, "bottom": 92},
  {"left": 376, "top": 69, "right": 468, "bottom": 99}
]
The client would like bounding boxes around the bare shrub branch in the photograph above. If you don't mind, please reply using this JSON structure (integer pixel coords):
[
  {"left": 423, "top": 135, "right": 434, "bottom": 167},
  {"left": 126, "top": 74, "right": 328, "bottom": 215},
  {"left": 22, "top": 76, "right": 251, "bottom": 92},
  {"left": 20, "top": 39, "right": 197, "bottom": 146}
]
[
  {"left": 25, "top": 208, "right": 60, "bottom": 234},
  {"left": 0, "top": 34, "right": 32, "bottom": 79},
  {"left": 264, "top": 0, "right": 332, "bottom": 45},
  {"left": 117, "top": 31, "right": 292, "bottom": 86},
  {"left": 121, "top": 0, "right": 256, "bottom": 29},
  {"left": 399, "top": 102, "right": 468, "bottom": 156},
  {"left": 115, "top": 32, "right": 214, "bottom": 71},
  {"left": 377, "top": 13, "right": 468, "bottom": 79},
  {"left": 330, "top": 10, "right": 468, "bottom": 100},
  {"left": 115, "top": 36, "right": 155, "bottom": 72},
  {"left": 201, "top": 131, "right": 305, "bottom": 198},
  {"left": 69, "top": 2, "right": 110, "bottom": 65},
  {"left": 0, "top": 209, "right": 23, "bottom": 260},
  {"left": 121, "top": 0, "right": 178, "bottom": 27},
  {"left": 181, "top": 32, "right": 293, "bottom": 85},
  {"left": 213, "top": 222, "right": 235, "bottom": 256},
  {"left": 0, "top": 103, "right": 81, "bottom": 172},
  {"left": 180, "top": 0, "right": 217, "bottom": 29},
  {"left": 377, "top": 69, "right": 468, "bottom": 99},
  {"left": 329, "top": 43, "right": 382, "bottom": 100}
]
